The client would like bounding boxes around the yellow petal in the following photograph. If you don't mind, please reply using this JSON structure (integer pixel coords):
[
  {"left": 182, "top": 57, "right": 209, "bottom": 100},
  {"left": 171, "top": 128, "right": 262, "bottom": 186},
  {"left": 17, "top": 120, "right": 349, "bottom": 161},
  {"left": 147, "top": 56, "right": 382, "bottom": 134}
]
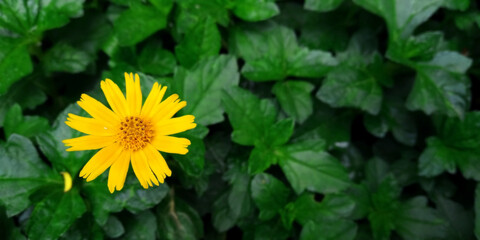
[
  {"left": 65, "top": 113, "right": 115, "bottom": 136},
  {"left": 108, "top": 150, "right": 131, "bottom": 193},
  {"left": 154, "top": 115, "right": 196, "bottom": 136},
  {"left": 151, "top": 94, "right": 187, "bottom": 123},
  {"left": 141, "top": 83, "right": 167, "bottom": 118},
  {"left": 151, "top": 135, "right": 191, "bottom": 155},
  {"left": 61, "top": 172, "right": 73, "bottom": 192},
  {"left": 100, "top": 79, "right": 129, "bottom": 117},
  {"left": 125, "top": 72, "right": 142, "bottom": 116},
  {"left": 131, "top": 150, "right": 159, "bottom": 188},
  {"left": 144, "top": 144, "right": 172, "bottom": 180},
  {"left": 77, "top": 94, "right": 120, "bottom": 126},
  {"left": 79, "top": 144, "right": 123, "bottom": 181},
  {"left": 63, "top": 135, "right": 115, "bottom": 151}
]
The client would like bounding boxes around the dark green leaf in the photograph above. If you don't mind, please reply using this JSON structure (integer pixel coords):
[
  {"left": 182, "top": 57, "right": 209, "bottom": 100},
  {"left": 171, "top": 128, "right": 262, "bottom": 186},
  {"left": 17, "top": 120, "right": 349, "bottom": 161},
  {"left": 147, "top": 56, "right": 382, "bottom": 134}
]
[
  {"left": 0, "top": 206, "right": 25, "bottom": 239},
  {"left": 273, "top": 80, "right": 315, "bottom": 123},
  {"left": 0, "top": 134, "right": 61, "bottom": 216},
  {"left": 443, "top": 0, "right": 470, "bottom": 10},
  {"left": 114, "top": 1, "right": 172, "bottom": 46},
  {"left": 251, "top": 173, "right": 292, "bottom": 221},
  {"left": 43, "top": 43, "right": 91, "bottom": 73},
  {"left": 0, "top": 0, "right": 83, "bottom": 34},
  {"left": 248, "top": 146, "right": 278, "bottom": 174},
  {"left": 157, "top": 197, "right": 204, "bottom": 240},
  {"left": 436, "top": 197, "right": 473, "bottom": 240},
  {"left": 122, "top": 210, "right": 157, "bottom": 240},
  {"left": 353, "top": 0, "right": 443, "bottom": 40},
  {"left": 83, "top": 175, "right": 169, "bottom": 225},
  {"left": 277, "top": 140, "right": 351, "bottom": 194},
  {"left": 27, "top": 189, "right": 86, "bottom": 240},
  {"left": 174, "top": 136, "right": 205, "bottom": 177},
  {"left": 230, "top": 23, "right": 337, "bottom": 81},
  {"left": 175, "top": 0, "right": 230, "bottom": 34},
  {"left": 407, "top": 51, "right": 472, "bottom": 118},
  {"left": 300, "top": 220, "right": 357, "bottom": 240},
  {"left": 304, "top": 0, "right": 344, "bottom": 12},
  {"left": 102, "top": 215, "right": 125, "bottom": 238},
  {"left": 394, "top": 196, "right": 446, "bottom": 240},
  {"left": 36, "top": 104, "right": 93, "bottom": 175},
  {"left": 139, "top": 41, "right": 176, "bottom": 76},
  {"left": 0, "top": 38, "right": 33, "bottom": 95},
  {"left": 317, "top": 66, "right": 382, "bottom": 115},
  {"left": 175, "top": 17, "right": 221, "bottom": 68},
  {"left": 292, "top": 193, "right": 356, "bottom": 224},
  {"left": 174, "top": 55, "right": 239, "bottom": 126},
  {"left": 4, "top": 104, "right": 49, "bottom": 139},
  {"left": 233, "top": 0, "right": 279, "bottom": 22}
]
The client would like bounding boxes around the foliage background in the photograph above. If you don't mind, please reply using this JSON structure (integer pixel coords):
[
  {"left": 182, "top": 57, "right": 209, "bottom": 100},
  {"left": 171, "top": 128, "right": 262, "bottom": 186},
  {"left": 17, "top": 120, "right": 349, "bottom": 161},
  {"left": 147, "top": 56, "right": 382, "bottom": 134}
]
[{"left": 1, "top": 0, "right": 480, "bottom": 239}]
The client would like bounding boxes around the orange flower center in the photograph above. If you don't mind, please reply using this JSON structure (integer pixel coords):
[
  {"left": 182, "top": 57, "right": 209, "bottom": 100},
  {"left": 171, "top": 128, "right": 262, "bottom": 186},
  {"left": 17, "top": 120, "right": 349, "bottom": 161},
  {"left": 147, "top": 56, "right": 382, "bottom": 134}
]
[{"left": 116, "top": 116, "right": 154, "bottom": 151}]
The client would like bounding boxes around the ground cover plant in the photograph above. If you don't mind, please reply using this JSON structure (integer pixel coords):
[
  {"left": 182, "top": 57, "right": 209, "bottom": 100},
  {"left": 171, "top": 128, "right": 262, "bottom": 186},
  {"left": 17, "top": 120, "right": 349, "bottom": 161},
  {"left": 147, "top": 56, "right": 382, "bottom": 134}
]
[{"left": 1, "top": 0, "right": 480, "bottom": 239}]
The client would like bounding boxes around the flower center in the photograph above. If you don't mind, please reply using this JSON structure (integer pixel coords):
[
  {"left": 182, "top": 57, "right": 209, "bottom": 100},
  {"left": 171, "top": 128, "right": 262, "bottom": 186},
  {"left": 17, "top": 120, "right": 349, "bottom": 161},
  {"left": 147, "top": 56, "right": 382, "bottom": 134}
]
[{"left": 116, "top": 116, "right": 154, "bottom": 151}]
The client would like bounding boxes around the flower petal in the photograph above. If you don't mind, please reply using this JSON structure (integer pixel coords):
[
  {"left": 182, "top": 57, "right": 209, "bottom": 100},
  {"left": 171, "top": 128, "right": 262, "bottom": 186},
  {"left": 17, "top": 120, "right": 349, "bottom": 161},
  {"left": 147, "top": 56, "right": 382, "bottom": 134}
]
[
  {"left": 65, "top": 113, "right": 116, "bottom": 136},
  {"left": 154, "top": 115, "right": 196, "bottom": 136},
  {"left": 77, "top": 94, "right": 120, "bottom": 126},
  {"left": 131, "top": 149, "right": 159, "bottom": 188},
  {"left": 151, "top": 135, "right": 191, "bottom": 155},
  {"left": 144, "top": 144, "right": 172, "bottom": 181},
  {"left": 125, "top": 72, "right": 142, "bottom": 116},
  {"left": 79, "top": 144, "right": 123, "bottom": 181},
  {"left": 63, "top": 135, "right": 115, "bottom": 151},
  {"left": 150, "top": 94, "right": 187, "bottom": 123},
  {"left": 108, "top": 150, "right": 131, "bottom": 193},
  {"left": 141, "top": 82, "right": 167, "bottom": 118},
  {"left": 100, "top": 79, "right": 129, "bottom": 117}
]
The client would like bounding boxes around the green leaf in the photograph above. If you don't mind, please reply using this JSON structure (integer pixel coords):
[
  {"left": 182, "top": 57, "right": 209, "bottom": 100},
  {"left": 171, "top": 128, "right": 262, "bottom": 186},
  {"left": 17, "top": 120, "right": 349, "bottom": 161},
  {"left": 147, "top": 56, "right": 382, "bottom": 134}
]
[
  {"left": 394, "top": 196, "right": 446, "bottom": 240},
  {"left": 294, "top": 103, "right": 353, "bottom": 149},
  {"left": 122, "top": 210, "right": 157, "bottom": 240},
  {"left": 387, "top": 31, "right": 445, "bottom": 62},
  {"left": 475, "top": 184, "right": 480, "bottom": 239},
  {"left": 0, "top": 134, "right": 60, "bottom": 217},
  {"left": 406, "top": 51, "right": 472, "bottom": 118},
  {"left": 0, "top": 0, "right": 84, "bottom": 34},
  {"left": 174, "top": 55, "right": 239, "bottom": 126},
  {"left": 43, "top": 43, "right": 91, "bottom": 73},
  {"left": 157, "top": 197, "right": 204, "bottom": 240},
  {"left": 222, "top": 86, "right": 276, "bottom": 146},
  {"left": 233, "top": 0, "right": 279, "bottom": 22},
  {"left": 300, "top": 220, "right": 357, "bottom": 240},
  {"left": 317, "top": 66, "right": 383, "bottom": 115},
  {"left": 26, "top": 189, "right": 86, "bottom": 240},
  {"left": 139, "top": 41, "right": 176, "bottom": 76},
  {"left": 174, "top": 136, "right": 205, "bottom": 176},
  {"left": 113, "top": 0, "right": 172, "bottom": 46},
  {"left": 174, "top": 0, "right": 230, "bottom": 34},
  {"left": 419, "top": 137, "right": 457, "bottom": 177},
  {"left": 230, "top": 23, "right": 337, "bottom": 81},
  {"left": 251, "top": 173, "right": 292, "bottom": 221},
  {"left": 352, "top": 0, "right": 443, "bottom": 40},
  {"left": 443, "top": 0, "right": 470, "bottom": 11},
  {"left": 436, "top": 197, "right": 473, "bottom": 240},
  {"left": 292, "top": 193, "right": 356, "bottom": 224},
  {"left": 277, "top": 140, "right": 351, "bottom": 194},
  {"left": 4, "top": 104, "right": 49, "bottom": 139},
  {"left": 304, "top": 0, "right": 344, "bottom": 12},
  {"left": 212, "top": 192, "right": 237, "bottom": 232},
  {"left": 273, "top": 80, "right": 315, "bottom": 123},
  {"left": 248, "top": 146, "right": 278, "bottom": 174},
  {"left": 0, "top": 38, "right": 33, "bottom": 95},
  {"left": 36, "top": 104, "right": 93, "bottom": 175},
  {"left": 419, "top": 112, "right": 480, "bottom": 180},
  {"left": 364, "top": 96, "right": 417, "bottom": 146},
  {"left": 0, "top": 206, "right": 25, "bottom": 239},
  {"left": 175, "top": 17, "right": 221, "bottom": 68},
  {"left": 102, "top": 216, "right": 125, "bottom": 238},
  {"left": 83, "top": 175, "right": 169, "bottom": 225}
]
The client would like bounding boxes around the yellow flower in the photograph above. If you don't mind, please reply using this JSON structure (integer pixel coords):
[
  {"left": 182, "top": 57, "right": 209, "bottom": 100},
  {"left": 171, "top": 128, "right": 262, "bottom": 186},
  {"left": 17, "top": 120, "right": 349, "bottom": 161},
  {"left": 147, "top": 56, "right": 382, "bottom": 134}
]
[{"left": 63, "top": 73, "right": 196, "bottom": 193}]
